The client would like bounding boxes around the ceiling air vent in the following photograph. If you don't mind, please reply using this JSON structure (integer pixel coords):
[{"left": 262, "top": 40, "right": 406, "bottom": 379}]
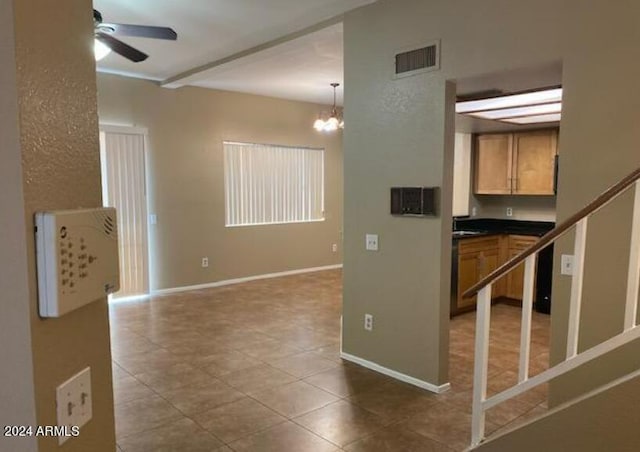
[{"left": 394, "top": 40, "right": 440, "bottom": 79}]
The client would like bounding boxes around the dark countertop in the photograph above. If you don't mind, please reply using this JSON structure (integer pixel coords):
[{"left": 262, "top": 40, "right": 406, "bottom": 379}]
[{"left": 452, "top": 218, "right": 555, "bottom": 240}]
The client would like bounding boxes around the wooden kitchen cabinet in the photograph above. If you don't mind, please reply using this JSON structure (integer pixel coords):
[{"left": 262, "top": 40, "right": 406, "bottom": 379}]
[
  {"left": 505, "top": 235, "right": 539, "bottom": 300},
  {"left": 474, "top": 129, "right": 558, "bottom": 195},
  {"left": 455, "top": 236, "right": 501, "bottom": 313}
]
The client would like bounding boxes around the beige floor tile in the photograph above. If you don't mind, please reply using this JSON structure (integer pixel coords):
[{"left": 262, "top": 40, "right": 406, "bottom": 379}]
[
  {"left": 118, "top": 417, "right": 223, "bottom": 452},
  {"left": 113, "top": 375, "right": 155, "bottom": 406},
  {"left": 160, "top": 379, "right": 245, "bottom": 415},
  {"left": 270, "top": 351, "right": 339, "bottom": 378},
  {"left": 200, "top": 350, "right": 264, "bottom": 376},
  {"left": 251, "top": 380, "right": 340, "bottom": 418},
  {"left": 347, "top": 381, "right": 438, "bottom": 422},
  {"left": 133, "top": 363, "right": 214, "bottom": 393},
  {"left": 218, "top": 364, "right": 297, "bottom": 394},
  {"left": 303, "top": 363, "right": 392, "bottom": 397},
  {"left": 108, "top": 271, "right": 551, "bottom": 451},
  {"left": 193, "top": 397, "right": 286, "bottom": 443},
  {"left": 294, "top": 400, "right": 387, "bottom": 447},
  {"left": 114, "top": 395, "right": 183, "bottom": 439},
  {"left": 344, "top": 423, "right": 453, "bottom": 452},
  {"left": 228, "top": 421, "right": 339, "bottom": 452}
]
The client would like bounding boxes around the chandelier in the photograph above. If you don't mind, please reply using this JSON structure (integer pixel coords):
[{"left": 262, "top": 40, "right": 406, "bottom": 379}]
[{"left": 313, "top": 83, "right": 344, "bottom": 132}]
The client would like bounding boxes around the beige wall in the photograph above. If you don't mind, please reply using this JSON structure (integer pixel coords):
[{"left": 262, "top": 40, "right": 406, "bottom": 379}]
[
  {"left": 0, "top": 1, "right": 37, "bottom": 450},
  {"left": 97, "top": 74, "right": 343, "bottom": 291},
  {"left": 343, "top": 0, "right": 640, "bottom": 400},
  {"left": 3, "top": 0, "right": 116, "bottom": 450}
]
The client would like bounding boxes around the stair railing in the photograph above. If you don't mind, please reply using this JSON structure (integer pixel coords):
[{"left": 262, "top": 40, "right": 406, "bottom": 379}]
[{"left": 464, "top": 167, "right": 640, "bottom": 448}]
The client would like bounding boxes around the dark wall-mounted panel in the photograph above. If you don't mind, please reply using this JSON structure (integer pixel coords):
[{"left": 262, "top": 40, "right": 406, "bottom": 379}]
[{"left": 390, "top": 187, "right": 439, "bottom": 217}]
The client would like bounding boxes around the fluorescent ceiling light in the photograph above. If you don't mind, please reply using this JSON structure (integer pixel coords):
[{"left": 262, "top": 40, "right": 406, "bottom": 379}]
[
  {"left": 501, "top": 113, "right": 562, "bottom": 125},
  {"left": 470, "top": 102, "right": 562, "bottom": 120},
  {"left": 456, "top": 88, "right": 562, "bottom": 114}
]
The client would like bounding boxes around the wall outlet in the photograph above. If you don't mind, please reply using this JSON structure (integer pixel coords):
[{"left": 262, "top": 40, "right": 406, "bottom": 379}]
[
  {"left": 201, "top": 257, "right": 209, "bottom": 268},
  {"left": 332, "top": 243, "right": 338, "bottom": 253},
  {"left": 365, "top": 234, "right": 379, "bottom": 251},
  {"left": 561, "top": 254, "right": 574, "bottom": 275},
  {"left": 506, "top": 207, "right": 513, "bottom": 217},
  {"left": 364, "top": 314, "right": 374, "bottom": 331},
  {"left": 471, "top": 207, "right": 477, "bottom": 217},
  {"left": 149, "top": 213, "right": 157, "bottom": 225},
  {"left": 56, "top": 367, "right": 92, "bottom": 445}
]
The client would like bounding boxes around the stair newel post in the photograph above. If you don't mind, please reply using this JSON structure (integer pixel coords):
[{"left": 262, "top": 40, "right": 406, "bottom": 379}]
[
  {"left": 567, "top": 218, "right": 588, "bottom": 359},
  {"left": 471, "top": 284, "right": 492, "bottom": 447},
  {"left": 624, "top": 180, "right": 640, "bottom": 331}
]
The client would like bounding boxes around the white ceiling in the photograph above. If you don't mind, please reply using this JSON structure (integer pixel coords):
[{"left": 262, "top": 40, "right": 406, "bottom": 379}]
[{"left": 94, "top": 0, "right": 376, "bottom": 105}]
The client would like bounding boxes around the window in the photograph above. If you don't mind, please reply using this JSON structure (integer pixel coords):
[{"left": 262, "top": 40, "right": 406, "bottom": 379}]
[{"left": 223, "top": 141, "right": 325, "bottom": 227}]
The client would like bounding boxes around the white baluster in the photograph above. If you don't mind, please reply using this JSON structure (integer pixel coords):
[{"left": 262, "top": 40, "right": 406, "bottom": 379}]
[
  {"left": 471, "top": 285, "right": 492, "bottom": 447},
  {"left": 567, "top": 218, "right": 588, "bottom": 359},
  {"left": 624, "top": 180, "right": 640, "bottom": 331},
  {"left": 519, "top": 254, "right": 537, "bottom": 383}
]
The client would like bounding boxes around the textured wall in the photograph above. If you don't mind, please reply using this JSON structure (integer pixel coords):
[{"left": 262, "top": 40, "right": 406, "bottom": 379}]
[
  {"left": 12, "top": 0, "right": 116, "bottom": 450},
  {"left": 0, "top": 1, "right": 38, "bottom": 450},
  {"left": 97, "top": 74, "right": 343, "bottom": 291}
]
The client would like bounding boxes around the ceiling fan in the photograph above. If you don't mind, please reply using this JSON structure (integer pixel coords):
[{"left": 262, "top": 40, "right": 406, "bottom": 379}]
[{"left": 93, "top": 9, "right": 177, "bottom": 63}]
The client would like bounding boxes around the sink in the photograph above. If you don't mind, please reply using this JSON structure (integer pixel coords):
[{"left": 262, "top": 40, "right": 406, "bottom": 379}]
[{"left": 452, "top": 230, "right": 487, "bottom": 238}]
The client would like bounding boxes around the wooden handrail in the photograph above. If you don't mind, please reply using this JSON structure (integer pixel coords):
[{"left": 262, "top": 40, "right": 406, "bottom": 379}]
[{"left": 463, "top": 166, "right": 640, "bottom": 299}]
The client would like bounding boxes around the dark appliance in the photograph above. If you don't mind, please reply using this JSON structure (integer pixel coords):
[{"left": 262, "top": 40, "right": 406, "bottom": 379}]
[{"left": 534, "top": 243, "right": 554, "bottom": 314}]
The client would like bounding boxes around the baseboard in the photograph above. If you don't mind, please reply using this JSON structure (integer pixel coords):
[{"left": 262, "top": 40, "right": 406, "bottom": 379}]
[
  {"left": 340, "top": 351, "right": 451, "bottom": 394},
  {"left": 152, "top": 264, "right": 343, "bottom": 296}
]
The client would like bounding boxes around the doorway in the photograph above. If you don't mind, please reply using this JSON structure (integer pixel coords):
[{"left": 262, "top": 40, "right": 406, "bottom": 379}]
[{"left": 99, "top": 125, "right": 150, "bottom": 300}]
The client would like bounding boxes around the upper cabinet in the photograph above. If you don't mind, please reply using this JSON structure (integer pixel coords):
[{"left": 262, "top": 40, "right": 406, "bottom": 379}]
[{"left": 474, "top": 129, "right": 558, "bottom": 195}]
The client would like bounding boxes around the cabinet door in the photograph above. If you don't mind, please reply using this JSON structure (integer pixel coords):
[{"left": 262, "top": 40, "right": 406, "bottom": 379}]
[
  {"left": 513, "top": 130, "right": 558, "bottom": 195},
  {"left": 474, "top": 134, "right": 513, "bottom": 194},
  {"left": 506, "top": 235, "right": 539, "bottom": 300},
  {"left": 506, "top": 249, "right": 526, "bottom": 299},
  {"left": 458, "top": 252, "right": 480, "bottom": 309}
]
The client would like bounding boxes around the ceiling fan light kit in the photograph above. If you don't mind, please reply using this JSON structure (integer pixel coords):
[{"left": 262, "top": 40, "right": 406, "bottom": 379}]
[
  {"left": 93, "top": 9, "right": 177, "bottom": 63},
  {"left": 314, "top": 83, "right": 344, "bottom": 132}
]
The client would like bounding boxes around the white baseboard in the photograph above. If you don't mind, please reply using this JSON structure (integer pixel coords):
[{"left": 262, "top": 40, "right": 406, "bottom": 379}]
[
  {"left": 340, "top": 351, "right": 451, "bottom": 394},
  {"left": 152, "top": 264, "right": 343, "bottom": 296}
]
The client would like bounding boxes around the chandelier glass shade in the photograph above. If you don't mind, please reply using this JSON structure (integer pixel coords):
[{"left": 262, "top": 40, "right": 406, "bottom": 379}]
[{"left": 314, "top": 83, "right": 344, "bottom": 132}]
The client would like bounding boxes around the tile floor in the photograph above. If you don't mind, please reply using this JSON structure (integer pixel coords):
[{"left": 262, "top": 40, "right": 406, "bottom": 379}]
[{"left": 110, "top": 270, "right": 550, "bottom": 451}]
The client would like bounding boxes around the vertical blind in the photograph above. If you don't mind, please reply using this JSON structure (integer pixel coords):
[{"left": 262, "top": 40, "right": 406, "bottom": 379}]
[
  {"left": 223, "top": 142, "right": 325, "bottom": 226},
  {"left": 100, "top": 130, "right": 149, "bottom": 299}
]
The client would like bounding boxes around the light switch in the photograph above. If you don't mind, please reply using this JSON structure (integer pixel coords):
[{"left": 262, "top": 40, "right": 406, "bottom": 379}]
[
  {"left": 56, "top": 367, "right": 92, "bottom": 445},
  {"left": 365, "top": 234, "right": 379, "bottom": 251},
  {"left": 561, "top": 254, "right": 574, "bottom": 276}
]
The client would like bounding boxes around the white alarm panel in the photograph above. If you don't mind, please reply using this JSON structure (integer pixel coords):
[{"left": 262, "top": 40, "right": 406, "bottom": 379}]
[{"left": 36, "top": 208, "right": 120, "bottom": 318}]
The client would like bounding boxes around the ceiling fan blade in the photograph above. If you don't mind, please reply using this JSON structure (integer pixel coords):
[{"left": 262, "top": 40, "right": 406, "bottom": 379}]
[
  {"left": 100, "top": 23, "right": 177, "bottom": 40},
  {"left": 96, "top": 32, "right": 148, "bottom": 63}
]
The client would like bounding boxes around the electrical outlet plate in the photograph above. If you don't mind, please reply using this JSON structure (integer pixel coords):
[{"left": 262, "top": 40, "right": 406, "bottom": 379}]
[
  {"left": 332, "top": 243, "right": 338, "bottom": 253},
  {"left": 56, "top": 367, "right": 92, "bottom": 445},
  {"left": 506, "top": 207, "right": 513, "bottom": 217},
  {"left": 561, "top": 254, "right": 574, "bottom": 275},
  {"left": 364, "top": 314, "right": 373, "bottom": 331},
  {"left": 202, "top": 257, "right": 209, "bottom": 268},
  {"left": 365, "top": 234, "right": 379, "bottom": 251}
]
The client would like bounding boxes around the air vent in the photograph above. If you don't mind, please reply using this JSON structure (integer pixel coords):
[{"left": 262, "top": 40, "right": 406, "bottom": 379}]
[
  {"left": 394, "top": 40, "right": 440, "bottom": 79},
  {"left": 104, "top": 215, "right": 115, "bottom": 236}
]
